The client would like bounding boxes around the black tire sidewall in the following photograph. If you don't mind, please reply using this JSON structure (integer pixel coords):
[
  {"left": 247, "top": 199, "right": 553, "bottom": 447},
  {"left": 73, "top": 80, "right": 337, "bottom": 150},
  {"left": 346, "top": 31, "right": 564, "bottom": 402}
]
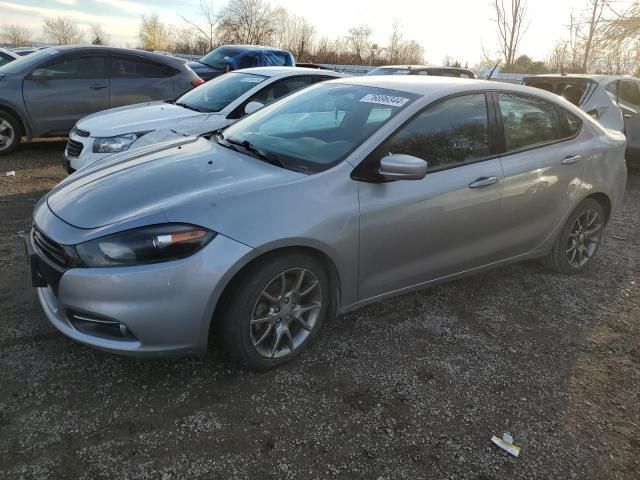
[
  {"left": 553, "top": 199, "right": 605, "bottom": 274},
  {"left": 0, "top": 111, "right": 21, "bottom": 155},
  {"left": 222, "top": 253, "right": 330, "bottom": 369}
]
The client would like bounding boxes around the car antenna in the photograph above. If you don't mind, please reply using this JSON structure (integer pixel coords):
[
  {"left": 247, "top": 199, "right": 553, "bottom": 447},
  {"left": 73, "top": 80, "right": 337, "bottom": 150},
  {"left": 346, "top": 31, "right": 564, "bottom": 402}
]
[{"left": 487, "top": 61, "right": 500, "bottom": 80}]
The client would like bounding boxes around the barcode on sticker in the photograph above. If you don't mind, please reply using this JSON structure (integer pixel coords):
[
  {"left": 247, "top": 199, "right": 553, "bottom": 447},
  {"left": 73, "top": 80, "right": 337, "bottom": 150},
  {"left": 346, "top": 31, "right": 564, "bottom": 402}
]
[{"left": 360, "top": 94, "right": 409, "bottom": 107}]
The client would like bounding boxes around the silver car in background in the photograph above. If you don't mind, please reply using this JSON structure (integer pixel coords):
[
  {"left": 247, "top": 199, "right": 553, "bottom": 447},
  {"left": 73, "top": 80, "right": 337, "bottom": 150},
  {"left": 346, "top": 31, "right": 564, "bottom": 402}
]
[
  {"left": 64, "top": 67, "right": 347, "bottom": 172},
  {"left": 27, "top": 77, "right": 627, "bottom": 369}
]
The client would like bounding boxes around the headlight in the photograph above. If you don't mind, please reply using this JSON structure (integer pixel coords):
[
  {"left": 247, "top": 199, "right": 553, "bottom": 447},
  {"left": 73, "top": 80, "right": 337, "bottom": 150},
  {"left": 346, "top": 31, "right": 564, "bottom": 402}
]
[
  {"left": 92, "top": 132, "right": 150, "bottom": 153},
  {"left": 72, "top": 224, "right": 216, "bottom": 267}
]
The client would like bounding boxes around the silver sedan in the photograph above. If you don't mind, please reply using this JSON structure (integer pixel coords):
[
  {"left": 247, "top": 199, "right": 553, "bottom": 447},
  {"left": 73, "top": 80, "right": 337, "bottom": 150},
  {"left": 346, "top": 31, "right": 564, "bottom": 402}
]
[{"left": 27, "top": 76, "right": 627, "bottom": 369}]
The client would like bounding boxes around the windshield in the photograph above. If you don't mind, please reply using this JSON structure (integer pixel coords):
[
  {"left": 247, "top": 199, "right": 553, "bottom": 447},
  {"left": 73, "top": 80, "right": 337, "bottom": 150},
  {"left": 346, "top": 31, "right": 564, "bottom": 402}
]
[
  {"left": 199, "top": 46, "right": 243, "bottom": 70},
  {"left": 0, "top": 47, "right": 57, "bottom": 74},
  {"left": 222, "top": 83, "right": 418, "bottom": 173},
  {"left": 176, "top": 72, "right": 267, "bottom": 112},
  {"left": 367, "top": 68, "right": 411, "bottom": 76}
]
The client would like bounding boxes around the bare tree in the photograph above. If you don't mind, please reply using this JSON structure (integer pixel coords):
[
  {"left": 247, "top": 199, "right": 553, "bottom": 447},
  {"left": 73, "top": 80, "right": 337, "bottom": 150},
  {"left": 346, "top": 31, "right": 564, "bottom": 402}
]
[
  {"left": 387, "top": 20, "right": 403, "bottom": 65},
  {"left": 492, "top": 0, "right": 529, "bottom": 67},
  {"left": 217, "top": 0, "right": 276, "bottom": 45},
  {"left": 138, "top": 14, "right": 171, "bottom": 50},
  {"left": 578, "top": 0, "right": 607, "bottom": 72},
  {"left": 272, "top": 9, "right": 315, "bottom": 60},
  {"left": 90, "top": 24, "right": 109, "bottom": 45},
  {"left": 179, "top": 0, "right": 219, "bottom": 52},
  {"left": 1, "top": 24, "right": 33, "bottom": 47},
  {"left": 43, "top": 17, "right": 84, "bottom": 45},
  {"left": 346, "top": 25, "right": 372, "bottom": 64}
]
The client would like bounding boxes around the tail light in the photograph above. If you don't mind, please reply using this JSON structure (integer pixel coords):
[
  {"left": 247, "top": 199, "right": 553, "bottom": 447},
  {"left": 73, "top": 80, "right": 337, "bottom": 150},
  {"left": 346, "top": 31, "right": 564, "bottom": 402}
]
[{"left": 191, "top": 78, "right": 205, "bottom": 87}]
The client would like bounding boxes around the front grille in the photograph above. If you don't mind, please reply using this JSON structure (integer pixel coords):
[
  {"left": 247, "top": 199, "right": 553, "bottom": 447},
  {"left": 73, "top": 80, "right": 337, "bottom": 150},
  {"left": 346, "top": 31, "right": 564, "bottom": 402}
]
[
  {"left": 75, "top": 127, "right": 90, "bottom": 137},
  {"left": 33, "top": 228, "right": 66, "bottom": 268},
  {"left": 66, "top": 138, "right": 83, "bottom": 158}
]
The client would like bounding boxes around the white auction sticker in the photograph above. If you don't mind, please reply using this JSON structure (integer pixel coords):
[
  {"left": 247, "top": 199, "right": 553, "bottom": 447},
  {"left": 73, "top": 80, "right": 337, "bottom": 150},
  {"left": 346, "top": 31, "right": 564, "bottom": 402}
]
[
  {"left": 360, "top": 94, "right": 409, "bottom": 107},
  {"left": 241, "top": 77, "right": 264, "bottom": 83}
]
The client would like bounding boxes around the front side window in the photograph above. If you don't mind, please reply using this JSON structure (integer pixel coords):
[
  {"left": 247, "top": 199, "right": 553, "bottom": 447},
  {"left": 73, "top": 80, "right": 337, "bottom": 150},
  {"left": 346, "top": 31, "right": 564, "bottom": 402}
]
[
  {"left": 39, "top": 55, "right": 105, "bottom": 79},
  {"left": 109, "top": 56, "right": 176, "bottom": 79},
  {"left": 249, "top": 76, "right": 314, "bottom": 105},
  {"left": 381, "top": 93, "right": 489, "bottom": 169},
  {"left": 618, "top": 80, "right": 640, "bottom": 107},
  {"left": 498, "top": 93, "right": 564, "bottom": 151},
  {"left": 222, "top": 83, "right": 418, "bottom": 173},
  {"left": 176, "top": 72, "right": 267, "bottom": 112}
]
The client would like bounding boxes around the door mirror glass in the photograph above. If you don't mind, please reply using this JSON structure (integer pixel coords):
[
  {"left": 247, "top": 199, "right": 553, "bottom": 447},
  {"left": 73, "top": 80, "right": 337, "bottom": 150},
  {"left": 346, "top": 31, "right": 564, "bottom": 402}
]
[
  {"left": 244, "top": 101, "right": 264, "bottom": 115},
  {"left": 31, "top": 69, "right": 53, "bottom": 81},
  {"left": 379, "top": 154, "right": 428, "bottom": 181}
]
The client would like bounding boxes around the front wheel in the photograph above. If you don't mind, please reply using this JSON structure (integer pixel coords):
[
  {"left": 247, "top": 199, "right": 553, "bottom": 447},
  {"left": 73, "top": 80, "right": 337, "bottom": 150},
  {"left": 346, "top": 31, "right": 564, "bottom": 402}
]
[
  {"left": 542, "top": 198, "right": 605, "bottom": 274},
  {"left": 219, "top": 253, "right": 330, "bottom": 369}
]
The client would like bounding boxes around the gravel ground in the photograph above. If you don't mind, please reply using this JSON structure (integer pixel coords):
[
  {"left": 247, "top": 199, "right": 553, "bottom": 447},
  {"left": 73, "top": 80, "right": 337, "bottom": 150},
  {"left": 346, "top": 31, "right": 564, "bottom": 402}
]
[{"left": 1, "top": 140, "right": 638, "bottom": 479}]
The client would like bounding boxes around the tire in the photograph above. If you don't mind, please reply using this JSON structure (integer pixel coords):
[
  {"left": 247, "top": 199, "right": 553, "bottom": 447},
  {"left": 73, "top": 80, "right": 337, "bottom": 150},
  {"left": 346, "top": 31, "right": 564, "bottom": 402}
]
[
  {"left": 0, "top": 110, "right": 22, "bottom": 155},
  {"left": 541, "top": 198, "right": 605, "bottom": 274},
  {"left": 218, "top": 253, "right": 331, "bottom": 369}
]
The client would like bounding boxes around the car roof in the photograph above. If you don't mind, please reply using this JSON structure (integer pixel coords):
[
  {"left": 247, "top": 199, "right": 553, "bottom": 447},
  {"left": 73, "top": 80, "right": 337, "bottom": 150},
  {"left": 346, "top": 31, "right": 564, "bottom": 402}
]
[
  {"left": 328, "top": 75, "right": 571, "bottom": 103},
  {"left": 234, "top": 66, "right": 348, "bottom": 78},
  {"left": 524, "top": 74, "right": 637, "bottom": 85},
  {"left": 36, "top": 45, "right": 187, "bottom": 66},
  {"left": 215, "top": 44, "right": 290, "bottom": 53}
]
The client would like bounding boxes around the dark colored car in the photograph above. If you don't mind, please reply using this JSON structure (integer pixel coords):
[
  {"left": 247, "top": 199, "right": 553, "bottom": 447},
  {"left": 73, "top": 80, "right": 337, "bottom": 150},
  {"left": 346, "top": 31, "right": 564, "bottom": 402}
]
[
  {"left": 10, "top": 46, "right": 48, "bottom": 56},
  {"left": 367, "top": 65, "right": 476, "bottom": 79},
  {"left": 0, "top": 45, "right": 203, "bottom": 154},
  {"left": 187, "top": 45, "right": 295, "bottom": 81}
]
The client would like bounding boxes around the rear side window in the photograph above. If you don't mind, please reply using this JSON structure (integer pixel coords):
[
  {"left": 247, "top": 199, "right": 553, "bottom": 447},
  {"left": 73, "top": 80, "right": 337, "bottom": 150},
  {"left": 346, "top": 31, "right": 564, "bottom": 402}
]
[
  {"left": 384, "top": 93, "right": 490, "bottom": 169},
  {"left": 498, "top": 93, "right": 565, "bottom": 151},
  {"left": 557, "top": 108, "right": 583, "bottom": 137},
  {"left": 41, "top": 55, "right": 105, "bottom": 79},
  {"left": 0, "top": 52, "right": 13, "bottom": 67},
  {"left": 109, "top": 56, "right": 177, "bottom": 79}
]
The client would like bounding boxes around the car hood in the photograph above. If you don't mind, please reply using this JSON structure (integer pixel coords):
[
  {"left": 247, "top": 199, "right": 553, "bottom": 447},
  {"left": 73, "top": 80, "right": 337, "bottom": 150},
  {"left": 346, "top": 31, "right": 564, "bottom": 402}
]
[
  {"left": 187, "top": 61, "right": 223, "bottom": 80},
  {"left": 76, "top": 101, "right": 210, "bottom": 137},
  {"left": 130, "top": 117, "right": 232, "bottom": 150},
  {"left": 47, "top": 137, "right": 304, "bottom": 230}
]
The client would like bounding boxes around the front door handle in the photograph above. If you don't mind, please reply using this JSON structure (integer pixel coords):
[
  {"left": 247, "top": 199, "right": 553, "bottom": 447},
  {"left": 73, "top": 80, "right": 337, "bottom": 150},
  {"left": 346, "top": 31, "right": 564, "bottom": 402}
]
[
  {"left": 90, "top": 83, "right": 107, "bottom": 90},
  {"left": 624, "top": 113, "right": 632, "bottom": 119},
  {"left": 561, "top": 154, "right": 581, "bottom": 165},
  {"left": 469, "top": 176, "right": 498, "bottom": 188}
]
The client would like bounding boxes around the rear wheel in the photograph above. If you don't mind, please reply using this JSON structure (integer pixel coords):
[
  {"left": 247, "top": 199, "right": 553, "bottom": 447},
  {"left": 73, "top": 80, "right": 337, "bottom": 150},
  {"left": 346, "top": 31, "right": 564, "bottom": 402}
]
[
  {"left": 0, "top": 111, "right": 21, "bottom": 155},
  {"left": 219, "top": 253, "right": 330, "bottom": 369},
  {"left": 542, "top": 198, "right": 605, "bottom": 274}
]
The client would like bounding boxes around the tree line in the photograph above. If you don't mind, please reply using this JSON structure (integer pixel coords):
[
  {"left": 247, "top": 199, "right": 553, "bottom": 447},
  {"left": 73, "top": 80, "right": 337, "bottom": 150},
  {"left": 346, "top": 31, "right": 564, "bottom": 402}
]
[{"left": 2, "top": 0, "right": 640, "bottom": 74}]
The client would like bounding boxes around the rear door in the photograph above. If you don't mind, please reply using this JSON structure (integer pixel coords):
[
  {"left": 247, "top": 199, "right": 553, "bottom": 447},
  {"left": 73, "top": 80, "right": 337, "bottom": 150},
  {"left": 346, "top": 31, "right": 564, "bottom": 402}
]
[
  {"left": 22, "top": 53, "right": 108, "bottom": 135},
  {"left": 108, "top": 53, "right": 179, "bottom": 107},
  {"left": 616, "top": 79, "right": 640, "bottom": 152},
  {"left": 495, "top": 92, "right": 586, "bottom": 258}
]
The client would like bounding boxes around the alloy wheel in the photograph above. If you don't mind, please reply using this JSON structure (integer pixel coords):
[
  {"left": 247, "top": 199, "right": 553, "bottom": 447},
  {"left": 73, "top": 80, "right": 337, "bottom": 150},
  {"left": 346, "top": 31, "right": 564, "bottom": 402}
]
[
  {"left": 566, "top": 209, "right": 602, "bottom": 268},
  {"left": 0, "top": 119, "right": 14, "bottom": 151},
  {"left": 250, "top": 268, "right": 322, "bottom": 359}
]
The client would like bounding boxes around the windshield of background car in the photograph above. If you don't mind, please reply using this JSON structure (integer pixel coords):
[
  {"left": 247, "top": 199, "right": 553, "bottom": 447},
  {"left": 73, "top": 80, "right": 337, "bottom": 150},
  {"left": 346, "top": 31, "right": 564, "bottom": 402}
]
[
  {"left": 0, "top": 48, "right": 57, "bottom": 74},
  {"left": 222, "top": 83, "right": 419, "bottom": 173},
  {"left": 367, "top": 68, "right": 411, "bottom": 76},
  {"left": 176, "top": 72, "right": 267, "bottom": 112},
  {"left": 199, "top": 47, "right": 242, "bottom": 70}
]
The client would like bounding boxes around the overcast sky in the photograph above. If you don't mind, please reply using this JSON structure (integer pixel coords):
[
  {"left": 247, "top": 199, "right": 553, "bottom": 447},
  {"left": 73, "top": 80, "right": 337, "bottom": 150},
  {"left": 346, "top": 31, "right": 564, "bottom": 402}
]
[{"left": 0, "top": 0, "right": 632, "bottom": 65}]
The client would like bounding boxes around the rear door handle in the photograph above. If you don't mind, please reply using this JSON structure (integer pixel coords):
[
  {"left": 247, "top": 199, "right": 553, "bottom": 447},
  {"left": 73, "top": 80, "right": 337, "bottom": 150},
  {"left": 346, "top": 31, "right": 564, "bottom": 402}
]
[
  {"left": 624, "top": 113, "right": 633, "bottom": 118},
  {"left": 90, "top": 83, "right": 107, "bottom": 90},
  {"left": 469, "top": 176, "right": 498, "bottom": 188},
  {"left": 561, "top": 154, "right": 581, "bottom": 165}
]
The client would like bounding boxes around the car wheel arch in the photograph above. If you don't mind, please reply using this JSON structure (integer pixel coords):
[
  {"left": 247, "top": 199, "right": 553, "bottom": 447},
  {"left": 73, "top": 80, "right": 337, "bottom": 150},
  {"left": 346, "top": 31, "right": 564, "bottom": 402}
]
[
  {"left": 207, "top": 245, "right": 341, "bottom": 344},
  {"left": 0, "top": 105, "right": 28, "bottom": 140},
  {"left": 586, "top": 192, "right": 612, "bottom": 224}
]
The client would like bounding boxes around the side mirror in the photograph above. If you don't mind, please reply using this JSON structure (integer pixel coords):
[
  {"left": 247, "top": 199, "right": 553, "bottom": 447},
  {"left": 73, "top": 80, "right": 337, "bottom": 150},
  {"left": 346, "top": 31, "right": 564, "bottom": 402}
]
[
  {"left": 379, "top": 154, "right": 428, "bottom": 181},
  {"left": 244, "top": 101, "right": 264, "bottom": 115},
  {"left": 31, "top": 69, "right": 53, "bottom": 81}
]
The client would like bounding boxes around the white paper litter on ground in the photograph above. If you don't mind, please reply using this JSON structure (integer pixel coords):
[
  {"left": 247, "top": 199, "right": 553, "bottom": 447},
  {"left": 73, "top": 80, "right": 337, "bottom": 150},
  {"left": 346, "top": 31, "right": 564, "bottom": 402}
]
[
  {"left": 491, "top": 434, "right": 521, "bottom": 457},
  {"left": 5, "top": 171, "right": 16, "bottom": 177}
]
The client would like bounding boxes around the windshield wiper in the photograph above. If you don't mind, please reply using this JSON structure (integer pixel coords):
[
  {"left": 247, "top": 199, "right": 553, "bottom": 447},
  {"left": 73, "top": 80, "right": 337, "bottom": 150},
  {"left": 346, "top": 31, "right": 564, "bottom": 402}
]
[
  {"left": 226, "top": 138, "right": 285, "bottom": 168},
  {"left": 175, "top": 101, "right": 204, "bottom": 113}
]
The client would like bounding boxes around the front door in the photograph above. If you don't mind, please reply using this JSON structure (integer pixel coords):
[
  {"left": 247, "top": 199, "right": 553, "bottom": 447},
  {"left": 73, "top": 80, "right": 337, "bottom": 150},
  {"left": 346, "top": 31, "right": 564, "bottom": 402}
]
[
  {"left": 617, "top": 80, "right": 640, "bottom": 153},
  {"left": 22, "top": 54, "right": 108, "bottom": 135},
  {"left": 108, "top": 54, "right": 177, "bottom": 107},
  {"left": 357, "top": 93, "right": 504, "bottom": 300}
]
